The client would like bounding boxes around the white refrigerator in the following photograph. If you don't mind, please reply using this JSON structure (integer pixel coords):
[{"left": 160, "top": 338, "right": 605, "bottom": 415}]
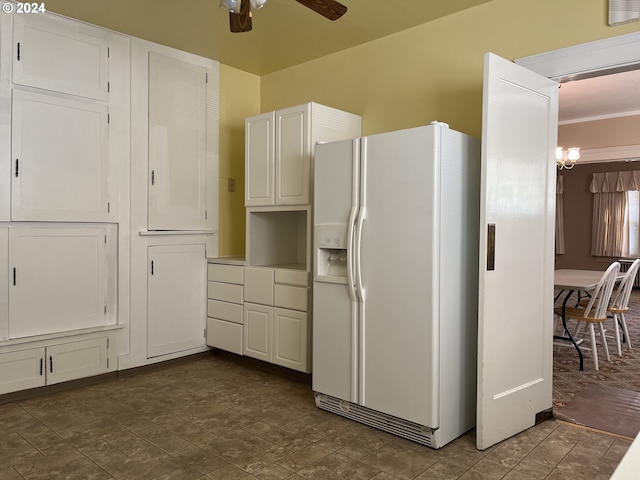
[{"left": 312, "top": 122, "right": 480, "bottom": 449}]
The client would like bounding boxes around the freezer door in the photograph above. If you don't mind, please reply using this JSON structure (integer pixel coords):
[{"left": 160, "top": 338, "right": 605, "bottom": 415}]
[
  {"left": 357, "top": 126, "right": 440, "bottom": 427},
  {"left": 312, "top": 139, "right": 359, "bottom": 402}
]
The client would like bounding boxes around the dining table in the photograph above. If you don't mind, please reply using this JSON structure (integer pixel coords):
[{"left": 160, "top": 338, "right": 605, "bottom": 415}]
[{"left": 553, "top": 269, "right": 623, "bottom": 371}]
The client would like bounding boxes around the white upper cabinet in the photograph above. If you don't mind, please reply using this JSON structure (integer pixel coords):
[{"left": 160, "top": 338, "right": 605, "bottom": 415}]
[
  {"left": 246, "top": 112, "right": 275, "bottom": 206},
  {"left": 8, "top": 225, "right": 117, "bottom": 339},
  {"left": 276, "top": 106, "right": 309, "bottom": 206},
  {"left": 11, "top": 89, "right": 109, "bottom": 221},
  {"left": 245, "top": 103, "right": 361, "bottom": 207},
  {"left": 12, "top": 14, "right": 109, "bottom": 101},
  {"left": 147, "top": 53, "right": 208, "bottom": 230}
]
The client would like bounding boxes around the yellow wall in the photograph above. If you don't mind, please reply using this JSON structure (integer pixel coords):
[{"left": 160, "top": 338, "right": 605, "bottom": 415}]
[
  {"left": 261, "top": 0, "right": 640, "bottom": 138},
  {"left": 219, "top": 65, "right": 261, "bottom": 256}
]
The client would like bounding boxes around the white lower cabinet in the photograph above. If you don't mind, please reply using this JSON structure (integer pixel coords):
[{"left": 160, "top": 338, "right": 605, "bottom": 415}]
[
  {"left": 243, "top": 266, "right": 310, "bottom": 372},
  {"left": 147, "top": 244, "right": 207, "bottom": 358},
  {"left": 273, "top": 308, "right": 308, "bottom": 371},
  {"left": 0, "top": 332, "right": 116, "bottom": 395},
  {"left": 206, "top": 262, "right": 244, "bottom": 355}
]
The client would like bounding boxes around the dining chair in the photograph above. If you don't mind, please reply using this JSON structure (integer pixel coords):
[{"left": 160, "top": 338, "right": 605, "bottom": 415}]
[
  {"left": 556, "top": 261, "right": 621, "bottom": 370},
  {"left": 608, "top": 258, "right": 640, "bottom": 356}
]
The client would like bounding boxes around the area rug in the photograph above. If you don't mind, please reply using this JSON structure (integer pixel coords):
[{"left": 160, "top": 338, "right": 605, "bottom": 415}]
[{"left": 555, "top": 384, "right": 640, "bottom": 438}]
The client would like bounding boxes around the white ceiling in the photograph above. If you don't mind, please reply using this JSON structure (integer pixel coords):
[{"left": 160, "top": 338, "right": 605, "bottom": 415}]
[{"left": 559, "top": 68, "right": 640, "bottom": 124}]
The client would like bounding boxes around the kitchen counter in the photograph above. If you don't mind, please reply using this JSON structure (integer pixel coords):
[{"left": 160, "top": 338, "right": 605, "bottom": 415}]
[{"left": 207, "top": 256, "right": 245, "bottom": 266}]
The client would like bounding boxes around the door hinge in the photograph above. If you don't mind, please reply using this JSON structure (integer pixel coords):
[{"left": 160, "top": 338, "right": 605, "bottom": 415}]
[
  {"left": 12, "top": 267, "right": 16, "bottom": 286},
  {"left": 151, "top": 170, "right": 155, "bottom": 186},
  {"left": 205, "top": 72, "right": 208, "bottom": 84},
  {"left": 104, "top": 305, "right": 107, "bottom": 314},
  {"left": 107, "top": 81, "right": 110, "bottom": 93},
  {"left": 107, "top": 113, "right": 110, "bottom": 124},
  {"left": 204, "top": 210, "right": 208, "bottom": 220},
  {"left": 15, "top": 159, "right": 19, "bottom": 178},
  {"left": 107, "top": 47, "right": 110, "bottom": 58},
  {"left": 151, "top": 260, "right": 154, "bottom": 275},
  {"left": 107, "top": 338, "right": 110, "bottom": 349},
  {"left": 16, "top": 42, "right": 20, "bottom": 61},
  {"left": 107, "top": 357, "right": 109, "bottom": 368},
  {"left": 107, "top": 202, "right": 110, "bottom": 213},
  {"left": 204, "top": 328, "right": 206, "bottom": 338}
]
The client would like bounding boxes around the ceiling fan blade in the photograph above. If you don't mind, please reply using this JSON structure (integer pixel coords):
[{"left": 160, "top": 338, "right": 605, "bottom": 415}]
[
  {"left": 295, "top": 0, "right": 347, "bottom": 21},
  {"left": 230, "top": 0, "right": 252, "bottom": 32}
]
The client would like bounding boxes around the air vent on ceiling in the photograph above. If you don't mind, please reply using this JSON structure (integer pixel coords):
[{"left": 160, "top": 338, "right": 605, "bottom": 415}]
[{"left": 609, "top": 0, "right": 640, "bottom": 26}]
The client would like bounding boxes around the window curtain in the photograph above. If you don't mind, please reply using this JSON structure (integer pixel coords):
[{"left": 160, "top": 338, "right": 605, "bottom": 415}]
[
  {"left": 590, "top": 171, "right": 637, "bottom": 257},
  {"left": 556, "top": 175, "right": 565, "bottom": 254}
]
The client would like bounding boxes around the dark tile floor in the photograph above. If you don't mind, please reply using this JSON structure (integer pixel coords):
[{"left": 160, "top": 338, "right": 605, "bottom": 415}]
[{"left": 0, "top": 352, "right": 631, "bottom": 479}]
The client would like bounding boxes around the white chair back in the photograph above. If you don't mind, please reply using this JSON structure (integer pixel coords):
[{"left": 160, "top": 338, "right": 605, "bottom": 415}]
[
  {"left": 582, "top": 261, "right": 621, "bottom": 320},
  {"left": 611, "top": 259, "right": 640, "bottom": 310}
]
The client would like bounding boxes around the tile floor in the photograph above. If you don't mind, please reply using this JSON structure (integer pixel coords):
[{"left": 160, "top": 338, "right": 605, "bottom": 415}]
[{"left": 0, "top": 352, "right": 632, "bottom": 480}]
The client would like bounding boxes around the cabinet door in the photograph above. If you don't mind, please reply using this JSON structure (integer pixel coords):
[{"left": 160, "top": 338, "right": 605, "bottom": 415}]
[
  {"left": 147, "top": 244, "right": 206, "bottom": 357},
  {"left": 273, "top": 308, "right": 308, "bottom": 372},
  {"left": 0, "top": 348, "right": 45, "bottom": 395},
  {"left": 0, "top": 228, "right": 8, "bottom": 341},
  {"left": 276, "top": 105, "right": 309, "bottom": 206},
  {"left": 243, "top": 303, "right": 272, "bottom": 362},
  {"left": 13, "top": 14, "right": 109, "bottom": 101},
  {"left": 11, "top": 89, "right": 109, "bottom": 222},
  {"left": 8, "top": 227, "right": 111, "bottom": 338},
  {"left": 46, "top": 337, "right": 109, "bottom": 385},
  {"left": 245, "top": 112, "right": 275, "bottom": 206},
  {"left": 148, "top": 53, "right": 208, "bottom": 230}
]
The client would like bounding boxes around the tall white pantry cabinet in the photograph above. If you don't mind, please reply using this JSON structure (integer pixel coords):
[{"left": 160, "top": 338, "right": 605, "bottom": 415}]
[
  {"left": 208, "top": 103, "right": 360, "bottom": 373},
  {"left": 0, "top": 12, "right": 127, "bottom": 395},
  {"left": 0, "top": 8, "right": 219, "bottom": 395}
]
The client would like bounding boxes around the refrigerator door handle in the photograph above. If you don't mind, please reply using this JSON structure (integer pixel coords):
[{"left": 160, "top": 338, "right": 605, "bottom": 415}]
[
  {"left": 347, "top": 205, "right": 358, "bottom": 302},
  {"left": 355, "top": 206, "right": 366, "bottom": 302},
  {"left": 347, "top": 138, "right": 360, "bottom": 303}
]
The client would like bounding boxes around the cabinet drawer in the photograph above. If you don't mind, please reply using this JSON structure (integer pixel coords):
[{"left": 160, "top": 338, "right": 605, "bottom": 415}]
[
  {"left": 207, "top": 264, "right": 244, "bottom": 285},
  {"left": 244, "top": 267, "right": 274, "bottom": 305},
  {"left": 274, "top": 285, "right": 308, "bottom": 312},
  {"left": 275, "top": 269, "right": 308, "bottom": 286},
  {"left": 207, "top": 300, "right": 243, "bottom": 324},
  {"left": 208, "top": 282, "right": 243, "bottom": 304},
  {"left": 207, "top": 318, "right": 243, "bottom": 355}
]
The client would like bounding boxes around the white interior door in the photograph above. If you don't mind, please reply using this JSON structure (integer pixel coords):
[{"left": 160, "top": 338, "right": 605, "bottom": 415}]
[{"left": 476, "top": 53, "right": 558, "bottom": 450}]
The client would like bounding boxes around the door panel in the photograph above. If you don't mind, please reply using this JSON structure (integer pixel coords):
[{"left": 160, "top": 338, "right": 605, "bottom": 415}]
[
  {"left": 276, "top": 105, "right": 309, "bottom": 205},
  {"left": 13, "top": 14, "right": 109, "bottom": 100},
  {"left": 8, "top": 227, "right": 109, "bottom": 338},
  {"left": 148, "top": 53, "right": 207, "bottom": 230},
  {"left": 245, "top": 112, "right": 275, "bottom": 206},
  {"left": 243, "top": 303, "right": 272, "bottom": 361},
  {"left": 273, "top": 308, "right": 308, "bottom": 372},
  {"left": 358, "top": 126, "right": 439, "bottom": 427},
  {"left": 11, "top": 90, "right": 109, "bottom": 221},
  {"left": 147, "top": 244, "right": 206, "bottom": 357},
  {"left": 47, "top": 337, "right": 108, "bottom": 385},
  {"left": 476, "top": 53, "right": 558, "bottom": 450}
]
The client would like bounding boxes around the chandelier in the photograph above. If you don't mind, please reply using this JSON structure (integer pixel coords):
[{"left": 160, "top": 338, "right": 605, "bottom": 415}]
[{"left": 556, "top": 147, "right": 580, "bottom": 170}]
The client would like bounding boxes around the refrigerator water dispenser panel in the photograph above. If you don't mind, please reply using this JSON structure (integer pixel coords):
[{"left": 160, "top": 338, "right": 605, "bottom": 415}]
[{"left": 316, "top": 224, "right": 348, "bottom": 284}]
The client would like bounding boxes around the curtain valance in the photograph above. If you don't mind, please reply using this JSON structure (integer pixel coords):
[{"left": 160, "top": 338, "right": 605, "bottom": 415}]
[{"left": 590, "top": 171, "right": 640, "bottom": 193}]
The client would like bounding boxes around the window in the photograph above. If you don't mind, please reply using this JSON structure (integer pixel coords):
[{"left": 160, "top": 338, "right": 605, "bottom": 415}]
[{"left": 626, "top": 191, "right": 640, "bottom": 257}]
